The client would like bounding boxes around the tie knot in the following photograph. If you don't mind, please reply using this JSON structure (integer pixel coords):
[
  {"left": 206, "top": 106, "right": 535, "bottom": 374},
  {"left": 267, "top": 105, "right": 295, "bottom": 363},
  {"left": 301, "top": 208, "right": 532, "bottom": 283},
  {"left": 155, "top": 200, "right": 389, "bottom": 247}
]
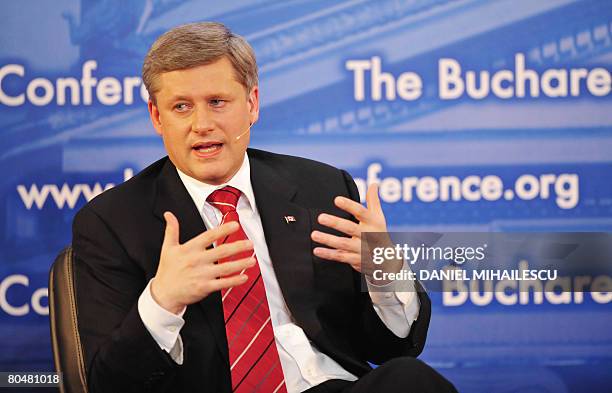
[{"left": 207, "top": 186, "right": 242, "bottom": 214}]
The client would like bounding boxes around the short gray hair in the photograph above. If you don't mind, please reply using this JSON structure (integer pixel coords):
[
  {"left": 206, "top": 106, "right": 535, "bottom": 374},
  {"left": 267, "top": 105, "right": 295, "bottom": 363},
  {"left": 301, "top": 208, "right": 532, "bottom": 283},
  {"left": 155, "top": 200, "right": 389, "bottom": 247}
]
[{"left": 142, "top": 22, "right": 258, "bottom": 104}]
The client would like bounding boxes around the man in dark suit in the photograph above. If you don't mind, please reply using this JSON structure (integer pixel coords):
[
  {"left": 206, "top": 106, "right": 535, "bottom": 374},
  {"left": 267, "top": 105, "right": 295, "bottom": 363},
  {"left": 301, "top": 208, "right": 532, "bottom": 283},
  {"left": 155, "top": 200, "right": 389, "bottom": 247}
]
[{"left": 72, "top": 22, "right": 457, "bottom": 393}]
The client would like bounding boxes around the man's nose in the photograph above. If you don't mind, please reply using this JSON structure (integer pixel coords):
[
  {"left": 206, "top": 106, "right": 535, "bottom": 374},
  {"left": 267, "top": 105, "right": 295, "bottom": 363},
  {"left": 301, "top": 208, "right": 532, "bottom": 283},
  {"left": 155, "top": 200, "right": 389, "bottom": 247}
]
[{"left": 191, "top": 106, "right": 214, "bottom": 133}]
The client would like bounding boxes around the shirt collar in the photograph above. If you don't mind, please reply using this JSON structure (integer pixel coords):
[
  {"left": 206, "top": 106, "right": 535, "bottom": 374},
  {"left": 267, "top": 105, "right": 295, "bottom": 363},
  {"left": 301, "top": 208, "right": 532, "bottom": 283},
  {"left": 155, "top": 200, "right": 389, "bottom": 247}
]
[{"left": 176, "top": 152, "right": 256, "bottom": 213}]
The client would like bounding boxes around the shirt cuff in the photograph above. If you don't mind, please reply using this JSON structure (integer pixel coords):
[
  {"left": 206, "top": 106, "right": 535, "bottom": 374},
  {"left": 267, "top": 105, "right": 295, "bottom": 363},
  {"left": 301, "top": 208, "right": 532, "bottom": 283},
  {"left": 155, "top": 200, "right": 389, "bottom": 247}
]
[
  {"left": 367, "top": 259, "right": 417, "bottom": 305},
  {"left": 367, "top": 261, "right": 420, "bottom": 338},
  {"left": 138, "top": 279, "right": 186, "bottom": 363}
]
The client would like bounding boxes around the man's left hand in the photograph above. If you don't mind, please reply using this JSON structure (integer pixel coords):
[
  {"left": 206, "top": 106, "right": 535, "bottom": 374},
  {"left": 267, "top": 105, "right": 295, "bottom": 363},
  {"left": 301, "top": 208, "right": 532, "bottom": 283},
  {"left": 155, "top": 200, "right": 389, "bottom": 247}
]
[{"left": 311, "top": 184, "right": 391, "bottom": 274}]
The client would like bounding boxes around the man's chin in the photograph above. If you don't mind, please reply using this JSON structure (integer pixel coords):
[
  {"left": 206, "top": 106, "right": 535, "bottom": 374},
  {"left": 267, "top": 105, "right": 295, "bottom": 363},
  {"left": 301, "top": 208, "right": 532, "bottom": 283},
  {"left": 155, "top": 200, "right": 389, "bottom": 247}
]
[
  {"left": 194, "top": 173, "right": 227, "bottom": 185},
  {"left": 190, "top": 167, "right": 234, "bottom": 185},
  {"left": 183, "top": 157, "right": 241, "bottom": 185}
]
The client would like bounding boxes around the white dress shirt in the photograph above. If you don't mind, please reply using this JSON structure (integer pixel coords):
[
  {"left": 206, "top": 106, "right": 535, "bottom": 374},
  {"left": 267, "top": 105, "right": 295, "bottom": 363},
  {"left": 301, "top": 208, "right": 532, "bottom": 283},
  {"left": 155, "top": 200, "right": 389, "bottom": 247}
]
[{"left": 138, "top": 153, "right": 420, "bottom": 393}]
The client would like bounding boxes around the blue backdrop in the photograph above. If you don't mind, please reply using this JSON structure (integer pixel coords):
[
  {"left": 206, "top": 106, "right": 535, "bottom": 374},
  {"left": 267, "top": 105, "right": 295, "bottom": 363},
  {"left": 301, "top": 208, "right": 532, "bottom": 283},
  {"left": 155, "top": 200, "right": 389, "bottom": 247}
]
[{"left": 1, "top": 1, "right": 611, "bottom": 392}]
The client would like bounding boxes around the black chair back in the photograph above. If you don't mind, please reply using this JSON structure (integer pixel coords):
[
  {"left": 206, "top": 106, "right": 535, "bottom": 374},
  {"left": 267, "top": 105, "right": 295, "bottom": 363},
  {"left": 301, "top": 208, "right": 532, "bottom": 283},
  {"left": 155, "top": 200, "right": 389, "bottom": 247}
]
[{"left": 49, "top": 246, "right": 89, "bottom": 393}]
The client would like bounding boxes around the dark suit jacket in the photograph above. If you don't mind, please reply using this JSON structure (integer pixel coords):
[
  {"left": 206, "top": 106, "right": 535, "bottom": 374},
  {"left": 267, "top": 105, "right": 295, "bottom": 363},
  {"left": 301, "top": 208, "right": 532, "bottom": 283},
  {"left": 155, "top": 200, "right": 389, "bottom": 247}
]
[{"left": 72, "top": 148, "right": 431, "bottom": 393}]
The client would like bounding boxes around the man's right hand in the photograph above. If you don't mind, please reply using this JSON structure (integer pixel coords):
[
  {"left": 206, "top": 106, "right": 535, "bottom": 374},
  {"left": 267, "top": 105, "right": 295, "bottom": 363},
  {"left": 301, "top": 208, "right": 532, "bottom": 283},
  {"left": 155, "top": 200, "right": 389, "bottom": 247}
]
[{"left": 151, "top": 211, "right": 256, "bottom": 314}]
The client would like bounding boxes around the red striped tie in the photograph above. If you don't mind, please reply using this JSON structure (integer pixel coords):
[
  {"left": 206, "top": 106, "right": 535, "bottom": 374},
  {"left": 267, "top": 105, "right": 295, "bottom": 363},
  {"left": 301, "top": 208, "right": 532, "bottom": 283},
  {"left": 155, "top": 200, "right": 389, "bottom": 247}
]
[{"left": 207, "top": 186, "right": 287, "bottom": 393}]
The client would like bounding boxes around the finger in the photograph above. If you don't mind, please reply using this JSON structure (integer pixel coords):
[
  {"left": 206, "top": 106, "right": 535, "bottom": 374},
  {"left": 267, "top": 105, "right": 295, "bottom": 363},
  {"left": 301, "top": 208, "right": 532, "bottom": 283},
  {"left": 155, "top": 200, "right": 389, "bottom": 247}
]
[
  {"left": 365, "top": 183, "right": 383, "bottom": 215},
  {"left": 208, "top": 274, "right": 249, "bottom": 293},
  {"left": 313, "top": 247, "right": 361, "bottom": 269},
  {"left": 211, "top": 256, "right": 257, "bottom": 277},
  {"left": 334, "top": 196, "right": 370, "bottom": 222},
  {"left": 187, "top": 221, "right": 240, "bottom": 249},
  {"left": 207, "top": 239, "right": 254, "bottom": 262},
  {"left": 162, "top": 211, "right": 180, "bottom": 247},
  {"left": 317, "top": 214, "right": 360, "bottom": 238},
  {"left": 311, "top": 230, "right": 359, "bottom": 253}
]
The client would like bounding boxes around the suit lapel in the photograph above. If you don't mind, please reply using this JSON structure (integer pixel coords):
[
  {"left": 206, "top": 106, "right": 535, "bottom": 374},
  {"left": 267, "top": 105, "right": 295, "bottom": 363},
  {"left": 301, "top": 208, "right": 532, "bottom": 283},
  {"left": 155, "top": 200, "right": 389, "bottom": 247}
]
[
  {"left": 249, "top": 151, "right": 321, "bottom": 335},
  {"left": 152, "top": 159, "right": 229, "bottom": 362}
]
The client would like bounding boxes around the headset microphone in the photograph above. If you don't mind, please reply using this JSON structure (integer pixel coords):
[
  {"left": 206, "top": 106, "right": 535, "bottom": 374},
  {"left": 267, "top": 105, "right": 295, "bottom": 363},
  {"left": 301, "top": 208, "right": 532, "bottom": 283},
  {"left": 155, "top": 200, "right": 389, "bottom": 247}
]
[{"left": 235, "top": 123, "right": 252, "bottom": 141}]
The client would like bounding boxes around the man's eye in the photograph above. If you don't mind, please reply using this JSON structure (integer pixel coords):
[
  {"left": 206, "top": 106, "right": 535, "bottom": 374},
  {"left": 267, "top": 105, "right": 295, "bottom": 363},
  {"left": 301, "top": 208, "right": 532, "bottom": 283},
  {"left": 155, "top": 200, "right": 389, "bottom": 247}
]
[
  {"left": 210, "top": 99, "right": 226, "bottom": 107},
  {"left": 174, "top": 103, "right": 189, "bottom": 111}
]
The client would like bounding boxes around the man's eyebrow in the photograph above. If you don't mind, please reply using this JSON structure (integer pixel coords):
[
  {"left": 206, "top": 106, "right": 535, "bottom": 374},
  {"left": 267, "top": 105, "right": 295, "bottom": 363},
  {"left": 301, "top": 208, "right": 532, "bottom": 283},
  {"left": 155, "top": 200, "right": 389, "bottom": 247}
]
[
  {"left": 167, "top": 95, "right": 192, "bottom": 102},
  {"left": 204, "top": 91, "right": 232, "bottom": 98},
  {"left": 168, "top": 92, "right": 232, "bottom": 102}
]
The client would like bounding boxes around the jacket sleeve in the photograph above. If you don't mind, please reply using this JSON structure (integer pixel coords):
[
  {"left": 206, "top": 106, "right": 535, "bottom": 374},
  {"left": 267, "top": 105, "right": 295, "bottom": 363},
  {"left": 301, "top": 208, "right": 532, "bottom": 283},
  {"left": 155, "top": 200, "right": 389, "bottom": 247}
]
[
  {"left": 339, "top": 169, "right": 432, "bottom": 364},
  {"left": 72, "top": 205, "right": 179, "bottom": 392}
]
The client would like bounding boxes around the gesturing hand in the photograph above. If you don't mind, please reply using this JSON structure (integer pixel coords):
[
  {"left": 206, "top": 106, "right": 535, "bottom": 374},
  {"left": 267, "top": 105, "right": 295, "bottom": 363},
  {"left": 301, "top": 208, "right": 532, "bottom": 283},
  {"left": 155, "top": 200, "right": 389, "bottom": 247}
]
[
  {"left": 310, "top": 184, "right": 393, "bottom": 273},
  {"left": 151, "top": 211, "right": 256, "bottom": 314}
]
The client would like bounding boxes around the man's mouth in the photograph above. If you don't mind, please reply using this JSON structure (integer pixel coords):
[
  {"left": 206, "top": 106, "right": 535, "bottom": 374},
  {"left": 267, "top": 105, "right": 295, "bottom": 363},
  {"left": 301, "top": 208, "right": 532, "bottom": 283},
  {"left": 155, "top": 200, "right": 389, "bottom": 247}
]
[{"left": 192, "top": 142, "right": 223, "bottom": 157}]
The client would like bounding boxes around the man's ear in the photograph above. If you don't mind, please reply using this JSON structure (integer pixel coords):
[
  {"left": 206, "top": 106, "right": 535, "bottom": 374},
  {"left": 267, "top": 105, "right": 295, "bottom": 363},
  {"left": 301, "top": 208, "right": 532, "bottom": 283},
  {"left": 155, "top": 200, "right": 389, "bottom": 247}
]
[
  {"left": 248, "top": 86, "right": 259, "bottom": 125},
  {"left": 148, "top": 100, "right": 163, "bottom": 136}
]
